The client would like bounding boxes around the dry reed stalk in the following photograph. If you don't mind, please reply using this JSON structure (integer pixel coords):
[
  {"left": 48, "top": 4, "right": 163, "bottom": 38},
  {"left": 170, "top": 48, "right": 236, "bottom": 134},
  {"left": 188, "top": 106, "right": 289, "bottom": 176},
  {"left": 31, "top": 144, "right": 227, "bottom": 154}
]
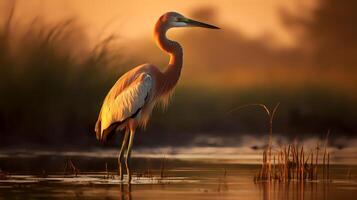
[
  {"left": 263, "top": 150, "right": 267, "bottom": 179},
  {"left": 294, "top": 145, "right": 298, "bottom": 179},
  {"left": 323, "top": 130, "right": 330, "bottom": 180},
  {"left": 302, "top": 147, "right": 305, "bottom": 179},
  {"left": 277, "top": 150, "right": 280, "bottom": 180},
  {"left": 304, "top": 149, "right": 309, "bottom": 179},
  {"left": 316, "top": 150, "right": 319, "bottom": 179},
  {"left": 347, "top": 168, "right": 351, "bottom": 180},
  {"left": 299, "top": 146, "right": 304, "bottom": 180},
  {"left": 229, "top": 103, "right": 279, "bottom": 181},
  {"left": 323, "top": 150, "right": 326, "bottom": 179},
  {"left": 282, "top": 150, "right": 286, "bottom": 181},
  {"left": 280, "top": 150, "right": 284, "bottom": 181},
  {"left": 254, "top": 172, "right": 259, "bottom": 182},
  {"left": 295, "top": 145, "right": 299, "bottom": 179},
  {"left": 315, "top": 143, "right": 320, "bottom": 180},
  {"left": 327, "top": 153, "right": 330, "bottom": 180},
  {"left": 266, "top": 103, "right": 279, "bottom": 181},
  {"left": 160, "top": 155, "right": 167, "bottom": 178},
  {"left": 273, "top": 155, "right": 276, "bottom": 179},
  {"left": 287, "top": 145, "right": 291, "bottom": 180},
  {"left": 105, "top": 162, "right": 109, "bottom": 179},
  {"left": 258, "top": 167, "right": 262, "bottom": 180},
  {"left": 296, "top": 145, "right": 300, "bottom": 179},
  {"left": 310, "top": 152, "right": 314, "bottom": 181},
  {"left": 292, "top": 145, "right": 296, "bottom": 179},
  {"left": 304, "top": 152, "right": 310, "bottom": 167},
  {"left": 284, "top": 146, "right": 288, "bottom": 181},
  {"left": 281, "top": 147, "right": 285, "bottom": 181},
  {"left": 145, "top": 158, "right": 153, "bottom": 178},
  {"left": 258, "top": 151, "right": 263, "bottom": 180},
  {"left": 223, "top": 168, "right": 229, "bottom": 191}
]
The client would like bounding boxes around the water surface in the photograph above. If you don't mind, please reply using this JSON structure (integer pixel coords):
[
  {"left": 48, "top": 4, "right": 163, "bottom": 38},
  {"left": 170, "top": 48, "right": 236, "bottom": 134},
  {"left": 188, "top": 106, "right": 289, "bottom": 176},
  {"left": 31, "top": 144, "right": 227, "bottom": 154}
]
[{"left": 0, "top": 150, "right": 356, "bottom": 199}]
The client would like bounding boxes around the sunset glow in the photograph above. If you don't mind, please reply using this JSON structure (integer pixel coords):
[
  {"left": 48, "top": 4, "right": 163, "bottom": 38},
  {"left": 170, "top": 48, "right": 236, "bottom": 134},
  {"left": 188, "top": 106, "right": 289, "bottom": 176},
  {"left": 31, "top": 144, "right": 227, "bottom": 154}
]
[{"left": 0, "top": 0, "right": 356, "bottom": 199}]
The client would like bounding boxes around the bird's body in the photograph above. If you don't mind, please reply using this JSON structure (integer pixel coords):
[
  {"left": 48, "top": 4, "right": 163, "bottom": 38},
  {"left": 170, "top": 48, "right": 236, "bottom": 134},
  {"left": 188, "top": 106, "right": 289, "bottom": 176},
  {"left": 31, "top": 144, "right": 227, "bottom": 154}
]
[
  {"left": 95, "top": 12, "right": 219, "bottom": 183},
  {"left": 95, "top": 63, "right": 178, "bottom": 138}
]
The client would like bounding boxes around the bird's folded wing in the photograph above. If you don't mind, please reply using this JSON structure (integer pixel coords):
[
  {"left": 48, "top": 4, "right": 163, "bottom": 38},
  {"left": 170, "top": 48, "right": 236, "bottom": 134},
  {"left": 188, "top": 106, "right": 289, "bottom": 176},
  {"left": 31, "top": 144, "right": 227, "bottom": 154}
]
[{"left": 100, "top": 73, "right": 152, "bottom": 133}]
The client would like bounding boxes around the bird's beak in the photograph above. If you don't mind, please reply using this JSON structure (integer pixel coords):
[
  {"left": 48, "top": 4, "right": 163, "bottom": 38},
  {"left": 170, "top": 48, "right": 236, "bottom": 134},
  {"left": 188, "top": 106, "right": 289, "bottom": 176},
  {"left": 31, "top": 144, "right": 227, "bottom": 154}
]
[{"left": 178, "top": 17, "right": 220, "bottom": 29}]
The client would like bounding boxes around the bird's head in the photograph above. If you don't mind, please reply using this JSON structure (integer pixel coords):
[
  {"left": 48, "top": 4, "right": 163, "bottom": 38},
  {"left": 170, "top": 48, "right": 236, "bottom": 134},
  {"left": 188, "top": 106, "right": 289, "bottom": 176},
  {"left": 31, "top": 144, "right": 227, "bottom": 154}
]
[{"left": 158, "top": 12, "right": 220, "bottom": 30}]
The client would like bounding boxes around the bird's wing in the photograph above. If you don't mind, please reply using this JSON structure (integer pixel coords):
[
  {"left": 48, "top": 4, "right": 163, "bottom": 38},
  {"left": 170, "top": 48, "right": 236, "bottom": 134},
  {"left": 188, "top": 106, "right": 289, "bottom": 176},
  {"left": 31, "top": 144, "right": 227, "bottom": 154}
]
[{"left": 99, "top": 73, "right": 152, "bottom": 133}]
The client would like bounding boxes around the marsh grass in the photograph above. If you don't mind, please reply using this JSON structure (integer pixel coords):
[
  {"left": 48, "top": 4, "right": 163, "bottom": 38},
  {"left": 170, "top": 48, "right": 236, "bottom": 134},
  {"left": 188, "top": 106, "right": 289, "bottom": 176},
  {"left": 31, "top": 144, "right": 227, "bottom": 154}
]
[
  {"left": 0, "top": 4, "right": 128, "bottom": 147},
  {"left": 231, "top": 103, "right": 334, "bottom": 182},
  {"left": 247, "top": 103, "right": 333, "bottom": 182},
  {"left": 254, "top": 142, "right": 332, "bottom": 182}
]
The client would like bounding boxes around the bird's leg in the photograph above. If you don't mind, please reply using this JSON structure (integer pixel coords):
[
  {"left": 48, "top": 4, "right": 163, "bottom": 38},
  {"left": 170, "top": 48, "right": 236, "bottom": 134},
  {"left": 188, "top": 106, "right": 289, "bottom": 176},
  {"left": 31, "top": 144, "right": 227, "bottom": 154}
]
[
  {"left": 118, "top": 129, "right": 129, "bottom": 181},
  {"left": 125, "top": 130, "right": 135, "bottom": 184}
]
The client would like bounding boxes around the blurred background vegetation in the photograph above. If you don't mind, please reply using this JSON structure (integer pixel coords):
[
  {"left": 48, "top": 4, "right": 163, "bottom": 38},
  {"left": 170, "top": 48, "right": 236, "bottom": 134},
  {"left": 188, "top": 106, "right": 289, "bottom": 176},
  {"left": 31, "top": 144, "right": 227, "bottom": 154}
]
[
  {"left": 0, "top": 3, "right": 125, "bottom": 147},
  {"left": 0, "top": 0, "right": 356, "bottom": 149}
]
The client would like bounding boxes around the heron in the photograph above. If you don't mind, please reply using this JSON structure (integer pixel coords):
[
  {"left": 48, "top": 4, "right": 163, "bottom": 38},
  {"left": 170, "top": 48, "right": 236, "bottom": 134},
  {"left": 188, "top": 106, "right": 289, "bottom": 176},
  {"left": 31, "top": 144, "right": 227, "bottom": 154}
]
[{"left": 95, "top": 11, "right": 219, "bottom": 183}]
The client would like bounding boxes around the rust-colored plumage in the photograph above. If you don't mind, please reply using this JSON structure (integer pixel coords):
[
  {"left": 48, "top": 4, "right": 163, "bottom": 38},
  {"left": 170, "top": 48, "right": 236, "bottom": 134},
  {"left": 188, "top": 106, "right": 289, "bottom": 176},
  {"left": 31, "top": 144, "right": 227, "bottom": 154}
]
[{"left": 94, "top": 12, "right": 219, "bottom": 183}]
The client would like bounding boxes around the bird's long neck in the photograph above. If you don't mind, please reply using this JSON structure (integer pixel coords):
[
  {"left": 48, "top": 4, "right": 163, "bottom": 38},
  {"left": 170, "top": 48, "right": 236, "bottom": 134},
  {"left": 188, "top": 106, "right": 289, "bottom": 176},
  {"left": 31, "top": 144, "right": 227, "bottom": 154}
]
[{"left": 154, "top": 22, "right": 183, "bottom": 96}]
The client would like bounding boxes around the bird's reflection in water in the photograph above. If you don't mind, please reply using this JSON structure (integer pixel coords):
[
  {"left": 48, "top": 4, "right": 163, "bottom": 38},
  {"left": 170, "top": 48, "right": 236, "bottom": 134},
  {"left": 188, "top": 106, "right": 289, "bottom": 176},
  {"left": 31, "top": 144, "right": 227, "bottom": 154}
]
[
  {"left": 258, "top": 181, "right": 330, "bottom": 200},
  {"left": 119, "top": 184, "right": 132, "bottom": 200}
]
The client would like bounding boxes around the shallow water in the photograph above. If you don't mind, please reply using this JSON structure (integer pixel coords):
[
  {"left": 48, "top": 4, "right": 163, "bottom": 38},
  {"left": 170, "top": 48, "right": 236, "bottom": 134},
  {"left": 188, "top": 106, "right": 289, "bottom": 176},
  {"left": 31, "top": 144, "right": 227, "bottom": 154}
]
[
  {"left": 1, "top": 170, "right": 356, "bottom": 200},
  {"left": 0, "top": 152, "right": 356, "bottom": 199}
]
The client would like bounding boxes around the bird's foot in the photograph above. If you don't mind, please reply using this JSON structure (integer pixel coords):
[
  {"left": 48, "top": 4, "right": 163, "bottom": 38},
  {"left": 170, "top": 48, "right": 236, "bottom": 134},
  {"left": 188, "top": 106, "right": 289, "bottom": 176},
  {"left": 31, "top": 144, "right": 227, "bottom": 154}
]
[
  {"left": 125, "top": 159, "right": 131, "bottom": 184},
  {"left": 119, "top": 167, "right": 123, "bottom": 181}
]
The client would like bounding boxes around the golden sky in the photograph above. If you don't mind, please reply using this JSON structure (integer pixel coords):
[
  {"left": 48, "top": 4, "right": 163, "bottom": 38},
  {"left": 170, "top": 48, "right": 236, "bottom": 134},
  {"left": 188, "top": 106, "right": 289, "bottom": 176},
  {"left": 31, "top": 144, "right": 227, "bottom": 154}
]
[
  {"left": 5, "top": 0, "right": 356, "bottom": 91},
  {"left": 10, "top": 0, "right": 316, "bottom": 46}
]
